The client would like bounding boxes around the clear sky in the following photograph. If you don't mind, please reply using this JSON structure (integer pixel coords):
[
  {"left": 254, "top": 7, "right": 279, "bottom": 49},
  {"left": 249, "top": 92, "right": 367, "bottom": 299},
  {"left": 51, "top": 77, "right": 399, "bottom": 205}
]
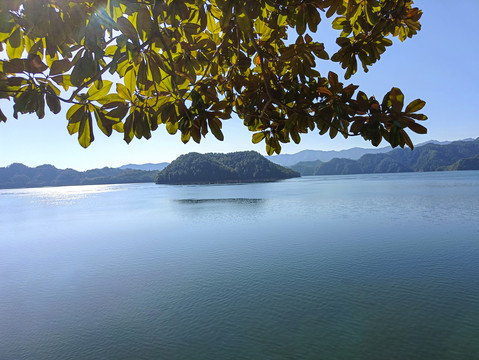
[{"left": 0, "top": 1, "right": 477, "bottom": 171}]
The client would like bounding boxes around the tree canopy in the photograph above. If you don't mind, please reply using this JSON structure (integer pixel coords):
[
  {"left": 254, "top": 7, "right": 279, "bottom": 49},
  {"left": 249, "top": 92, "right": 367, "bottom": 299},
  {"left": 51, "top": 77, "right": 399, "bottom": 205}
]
[{"left": 0, "top": 0, "right": 427, "bottom": 154}]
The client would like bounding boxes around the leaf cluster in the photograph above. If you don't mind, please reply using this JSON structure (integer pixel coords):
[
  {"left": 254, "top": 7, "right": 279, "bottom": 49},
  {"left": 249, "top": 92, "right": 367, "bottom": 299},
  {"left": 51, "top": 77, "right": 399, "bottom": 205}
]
[{"left": 0, "top": 0, "right": 426, "bottom": 152}]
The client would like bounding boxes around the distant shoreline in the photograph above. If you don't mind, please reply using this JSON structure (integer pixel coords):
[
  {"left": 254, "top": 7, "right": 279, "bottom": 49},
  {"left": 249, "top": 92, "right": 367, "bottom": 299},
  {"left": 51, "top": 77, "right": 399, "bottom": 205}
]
[{"left": 3, "top": 169, "right": 479, "bottom": 191}]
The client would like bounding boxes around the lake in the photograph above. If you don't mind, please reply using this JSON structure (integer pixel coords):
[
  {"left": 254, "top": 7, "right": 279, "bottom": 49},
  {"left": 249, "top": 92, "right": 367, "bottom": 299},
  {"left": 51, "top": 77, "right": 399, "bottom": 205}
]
[{"left": 1, "top": 171, "right": 478, "bottom": 359}]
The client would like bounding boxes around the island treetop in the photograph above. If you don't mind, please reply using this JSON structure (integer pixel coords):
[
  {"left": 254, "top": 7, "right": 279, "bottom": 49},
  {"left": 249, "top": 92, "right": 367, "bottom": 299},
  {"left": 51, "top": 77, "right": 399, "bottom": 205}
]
[{"left": 0, "top": 0, "right": 427, "bottom": 154}]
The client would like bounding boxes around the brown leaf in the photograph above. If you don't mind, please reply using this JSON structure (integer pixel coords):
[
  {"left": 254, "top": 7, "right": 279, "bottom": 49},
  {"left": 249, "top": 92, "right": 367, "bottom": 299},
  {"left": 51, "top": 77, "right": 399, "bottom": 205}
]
[
  {"left": 408, "top": 122, "right": 427, "bottom": 134},
  {"left": 25, "top": 55, "right": 48, "bottom": 73}
]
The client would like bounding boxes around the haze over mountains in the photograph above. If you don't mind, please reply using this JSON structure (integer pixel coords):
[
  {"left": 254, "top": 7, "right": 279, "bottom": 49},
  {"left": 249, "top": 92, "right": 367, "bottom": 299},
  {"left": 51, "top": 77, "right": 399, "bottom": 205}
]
[
  {"left": 290, "top": 138, "right": 479, "bottom": 175},
  {"left": 117, "top": 139, "right": 472, "bottom": 171},
  {"left": 1, "top": 138, "right": 477, "bottom": 189},
  {"left": 119, "top": 163, "right": 169, "bottom": 171},
  {"left": 265, "top": 140, "right": 467, "bottom": 167},
  {"left": 0, "top": 164, "right": 157, "bottom": 189}
]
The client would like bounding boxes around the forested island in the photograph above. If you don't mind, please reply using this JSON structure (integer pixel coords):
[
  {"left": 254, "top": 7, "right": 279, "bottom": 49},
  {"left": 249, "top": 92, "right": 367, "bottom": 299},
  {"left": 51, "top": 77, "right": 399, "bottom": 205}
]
[
  {"left": 290, "top": 138, "right": 479, "bottom": 175},
  {"left": 155, "top": 151, "right": 299, "bottom": 184}
]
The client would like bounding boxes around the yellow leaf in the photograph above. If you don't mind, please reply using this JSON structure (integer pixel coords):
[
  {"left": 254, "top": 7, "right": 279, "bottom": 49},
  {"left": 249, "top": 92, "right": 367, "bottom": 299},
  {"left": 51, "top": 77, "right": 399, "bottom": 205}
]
[
  {"left": 78, "top": 113, "right": 93, "bottom": 148},
  {"left": 252, "top": 132, "right": 265, "bottom": 144},
  {"left": 405, "top": 99, "right": 426, "bottom": 113},
  {"left": 67, "top": 121, "right": 80, "bottom": 135},
  {"left": 207, "top": 11, "right": 220, "bottom": 34},
  {"left": 117, "top": 83, "right": 132, "bottom": 101},
  {"left": 87, "top": 80, "right": 113, "bottom": 101},
  {"left": 66, "top": 104, "right": 82, "bottom": 120},
  {"left": 124, "top": 67, "right": 137, "bottom": 96}
]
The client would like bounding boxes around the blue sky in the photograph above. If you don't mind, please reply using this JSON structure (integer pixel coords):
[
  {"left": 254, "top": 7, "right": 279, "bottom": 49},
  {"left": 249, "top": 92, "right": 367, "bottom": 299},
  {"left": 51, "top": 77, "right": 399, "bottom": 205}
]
[{"left": 0, "top": 1, "right": 477, "bottom": 170}]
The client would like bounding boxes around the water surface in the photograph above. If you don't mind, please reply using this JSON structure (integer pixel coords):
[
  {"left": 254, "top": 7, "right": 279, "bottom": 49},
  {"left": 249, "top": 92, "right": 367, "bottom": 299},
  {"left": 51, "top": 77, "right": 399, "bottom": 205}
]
[{"left": 1, "top": 171, "right": 478, "bottom": 359}]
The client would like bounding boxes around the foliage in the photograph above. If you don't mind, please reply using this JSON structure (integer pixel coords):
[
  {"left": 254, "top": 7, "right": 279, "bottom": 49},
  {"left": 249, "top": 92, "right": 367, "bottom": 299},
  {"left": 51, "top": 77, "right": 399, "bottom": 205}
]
[
  {"left": 156, "top": 151, "right": 299, "bottom": 184},
  {"left": 0, "top": 163, "right": 157, "bottom": 188},
  {"left": 0, "top": 0, "right": 427, "bottom": 153},
  {"left": 289, "top": 138, "right": 479, "bottom": 175}
]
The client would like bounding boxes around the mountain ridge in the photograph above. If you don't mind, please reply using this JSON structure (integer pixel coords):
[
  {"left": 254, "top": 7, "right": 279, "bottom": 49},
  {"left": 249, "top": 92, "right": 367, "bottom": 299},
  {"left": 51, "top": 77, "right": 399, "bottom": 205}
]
[
  {"left": 119, "top": 162, "right": 169, "bottom": 171},
  {"left": 290, "top": 138, "right": 479, "bottom": 176},
  {"left": 266, "top": 138, "right": 475, "bottom": 167},
  {"left": 0, "top": 164, "right": 157, "bottom": 189}
]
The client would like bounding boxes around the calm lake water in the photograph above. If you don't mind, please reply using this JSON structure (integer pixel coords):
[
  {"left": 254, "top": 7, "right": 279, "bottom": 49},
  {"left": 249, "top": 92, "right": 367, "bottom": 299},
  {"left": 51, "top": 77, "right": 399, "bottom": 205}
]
[{"left": 1, "top": 171, "right": 478, "bottom": 360}]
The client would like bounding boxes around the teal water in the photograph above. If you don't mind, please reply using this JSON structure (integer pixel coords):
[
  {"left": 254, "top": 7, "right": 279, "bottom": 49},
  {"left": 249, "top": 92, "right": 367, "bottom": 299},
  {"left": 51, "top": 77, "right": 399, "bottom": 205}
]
[{"left": 1, "top": 171, "right": 478, "bottom": 359}]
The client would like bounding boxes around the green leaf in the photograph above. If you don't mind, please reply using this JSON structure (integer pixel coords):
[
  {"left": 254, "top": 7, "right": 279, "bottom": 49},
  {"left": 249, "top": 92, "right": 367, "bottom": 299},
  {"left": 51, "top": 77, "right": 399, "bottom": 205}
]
[
  {"left": 67, "top": 121, "right": 80, "bottom": 135},
  {"left": 296, "top": 8, "right": 307, "bottom": 35},
  {"left": 408, "top": 122, "right": 427, "bottom": 134},
  {"left": 181, "top": 130, "right": 191, "bottom": 143},
  {"left": 66, "top": 104, "right": 83, "bottom": 121},
  {"left": 117, "top": 17, "right": 139, "bottom": 46},
  {"left": 78, "top": 112, "right": 94, "bottom": 148},
  {"left": 105, "top": 103, "right": 129, "bottom": 120},
  {"left": 124, "top": 67, "right": 137, "bottom": 97},
  {"left": 389, "top": 87, "right": 404, "bottom": 112},
  {"left": 35, "top": 92, "right": 45, "bottom": 119},
  {"left": 208, "top": 118, "right": 224, "bottom": 141},
  {"left": 401, "top": 129, "right": 414, "bottom": 149},
  {"left": 93, "top": 108, "right": 113, "bottom": 136},
  {"left": 46, "top": 93, "right": 61, "bottom": 114},
  {"left": 8, "top": 26, "right": 21, "bottom": 48},
  {"left": 117, "top": 83, "right": 132, "bottom": 101},
  {"left": 389, "top": 125, "right": 401, "bottom": 147},
  {"left": 50, "top": 59, "right": 73, "bottom": 76},
  {"left": 3, "top": 59, "right": 24, "bottom": 73},
  {"left": 70, "top": 63, "right": 84, "bottom": 87},
  {"left": 87, "top": 80, "right": 113, "bottom": 101},
  {"left": 265, "top": 143, "right": 274, "bottom": 155},
  {"left": 166, "top": 121, "right": 179, "bottom": 135},
  {"left": 290, "top": 129, "right": 301, "bottom": 144},
  {"left": 405, "top": 99, "right": 426, "bottom": 113},
  {"left": 236, "top": 13, "right": 251, "bottom": 32},
  {"left": 13, "top": 89, "right": 35, "bottom": 119},
  {"left": 50, "top": 75, "right": 72, "bottom": 91},
  {"left": 25, "top": 55, "right": 48, "bottom": 74},
  {"left": 307, "top": 6, "right": 321, "bottom": 32},
  {"left": 123, "top": 112, "right": 134, "bottom": 143},
  {"left": 252, "top": 132, "right": 265, "bottom": 144},
  {"left": 329, "top": 119, "right": 339, "bottom": 139}
]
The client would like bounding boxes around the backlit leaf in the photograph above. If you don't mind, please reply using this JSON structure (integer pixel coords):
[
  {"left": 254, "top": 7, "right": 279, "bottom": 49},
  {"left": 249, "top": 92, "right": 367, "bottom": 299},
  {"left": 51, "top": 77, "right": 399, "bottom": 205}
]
[
  {"left": 389, "top": 87, "right": 404, "bottom": 112},
  {"left": 50, "top": 59, "right": 73, "bottom": 76},
  {"left": 408, "top": 122, "right": 427, "bottom": 134},
  {"left": 87, "top": 80, "right": 113, "bottom": 101},
  {"left": 252, "top": 132, "right": 265, "bottom": 144},
  {"left": 117, "top": 17, "right": 139, "bottom": 46},
  {"left": 405, "top": 99, "right": 426, "bottom": 114},
  {"left": 46, "top": 93, "right": 61, "bottom": 114}
]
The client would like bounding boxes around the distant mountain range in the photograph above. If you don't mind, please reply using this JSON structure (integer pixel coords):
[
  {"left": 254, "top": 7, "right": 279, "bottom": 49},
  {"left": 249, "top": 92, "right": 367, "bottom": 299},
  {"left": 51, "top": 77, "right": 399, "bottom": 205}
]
[
  {"left": 115, "top": 140, "right": 467, "bottom": 171},
  {"left": 290, "top": 138, "right": 479, "bottom": 176},
  {"left": 119, "top": 162, "right": 169, "bottom": 171},
  {"left": 1, "top": 139, "right": 477, "bottom": 189},
  {"left": 156, "top": 151, "right": 299, "bottom": 184},
  {"left": 0, "top": 164, "right": 157, "bottom": 189},
  {"left": 266, "top": 139, "right": 473, "bottom": 167}
]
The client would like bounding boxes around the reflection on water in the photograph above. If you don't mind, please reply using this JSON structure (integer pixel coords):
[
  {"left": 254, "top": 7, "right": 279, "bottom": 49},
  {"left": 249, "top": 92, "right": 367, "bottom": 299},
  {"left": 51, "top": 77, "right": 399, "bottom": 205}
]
[
  {"left": 175, "top": 198, "right": 264, "bottom": 204},
  {"left": 0, "top": 184, "right": 124, "bottom": 206}
]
